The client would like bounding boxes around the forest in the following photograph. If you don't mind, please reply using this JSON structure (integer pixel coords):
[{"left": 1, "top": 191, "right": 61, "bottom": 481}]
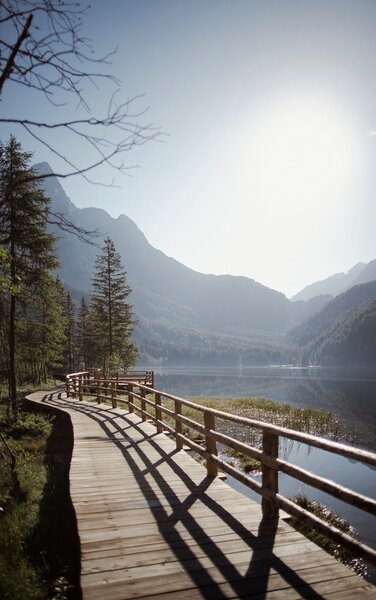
[
  {"left": 0, "top": 137, "right": 137, "bottom": 415},
  {"left": 2, "top": 136, "right": 376, "bottom": 418}
]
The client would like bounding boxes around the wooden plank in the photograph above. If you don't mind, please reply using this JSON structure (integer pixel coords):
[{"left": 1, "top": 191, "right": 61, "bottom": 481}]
[{"left": 25, "top": 390, "right": 375, "bottom": 600}]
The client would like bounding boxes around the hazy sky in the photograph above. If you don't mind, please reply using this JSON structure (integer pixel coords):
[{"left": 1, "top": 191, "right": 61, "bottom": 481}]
[{"left": 3, "top": 0, "right": 376, "bottom": 297}]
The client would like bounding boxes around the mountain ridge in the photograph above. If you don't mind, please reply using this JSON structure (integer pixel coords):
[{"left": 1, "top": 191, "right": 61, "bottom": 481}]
[
  {"left": 291, "top": 261, "right": 376, "bottom": 302},
  {"left": 35, "top": 162, "right": 376, "bottom": 367},
  {"left": 36, "top": 163, "right": 291, "bottom": 337}
]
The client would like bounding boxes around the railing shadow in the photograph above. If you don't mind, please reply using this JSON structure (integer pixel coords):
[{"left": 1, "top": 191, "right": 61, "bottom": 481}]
[{"left": 41, "top": 392, "right": 331, "bottom": 599}]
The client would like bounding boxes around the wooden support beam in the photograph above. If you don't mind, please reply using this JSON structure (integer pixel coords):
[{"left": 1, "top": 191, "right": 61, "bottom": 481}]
[
  {"left": 262, "top": 431, "right": 279, "bottom": 518},
  {"left": 204, "top": 412, "right": 218, "bottom": 477}
]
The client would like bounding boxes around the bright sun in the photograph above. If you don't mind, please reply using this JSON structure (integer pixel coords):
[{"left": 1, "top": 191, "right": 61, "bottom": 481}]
[
  {"left": 237, "top": 92, "right": 362, "bottom": 218},
  {"left": 204, "top": 91, "right": 364, "bottom": 293}
]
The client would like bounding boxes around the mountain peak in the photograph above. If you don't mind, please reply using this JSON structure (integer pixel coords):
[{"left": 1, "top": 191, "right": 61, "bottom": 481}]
[{"left": 291, "top": 261, "right": 372, "bottom": 302}]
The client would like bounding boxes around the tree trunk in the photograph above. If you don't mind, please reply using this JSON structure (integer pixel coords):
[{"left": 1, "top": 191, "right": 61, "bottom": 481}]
[{"left": 8, "top": 294, "right": 17, "bottom": 414}]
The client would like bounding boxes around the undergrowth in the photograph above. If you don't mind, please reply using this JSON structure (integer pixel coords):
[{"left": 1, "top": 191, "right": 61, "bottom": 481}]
[
  {"left": 0, "top": 402, "right": 81, "bottom": 600},
  {"left": 290, "top": 495, "right": 368, "bottom": 578}
]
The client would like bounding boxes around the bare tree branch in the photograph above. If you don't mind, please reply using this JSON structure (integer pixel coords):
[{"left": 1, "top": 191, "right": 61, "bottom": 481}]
[
  {"left": 0, "top": 12, "right": 32, "bottom": 93},
  {"left": 0, "top": 0, "right": 162, "bottom": 182}
]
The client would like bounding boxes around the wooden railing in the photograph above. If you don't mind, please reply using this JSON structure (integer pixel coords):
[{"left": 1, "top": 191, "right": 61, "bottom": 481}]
[
  {"left": 65, "top": 370, "right": 154, "bottom": 398},
  {"left": 65, "top": 372, "right": 376, "bottom": 565}
]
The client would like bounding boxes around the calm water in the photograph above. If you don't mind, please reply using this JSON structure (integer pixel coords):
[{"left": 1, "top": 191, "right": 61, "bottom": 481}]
[
  {"left": 151, "top": 366, "right": 376, "bottom": 577},
  {"left": 153, "top": 366, "right": 376, "bottom": 450}
]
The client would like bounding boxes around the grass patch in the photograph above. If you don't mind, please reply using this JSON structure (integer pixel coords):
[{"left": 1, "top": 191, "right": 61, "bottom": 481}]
[
  {"left": 222, "top": 448, "right": 261, "bottom": 473},
  {"left": 290, "top": 495, "right": 367, "bottom": 578},
  {"left": 187, "top": 395, "right": 343, "bottom": 437},
  {"left": 156, "top": 395, "right": 346, "bottom": 453},
  {"left": 82, "top": 392, "right": 348, "bottom": 461},
  {"left": 0, "top": 402, "right": 81, "bottom": 600}
]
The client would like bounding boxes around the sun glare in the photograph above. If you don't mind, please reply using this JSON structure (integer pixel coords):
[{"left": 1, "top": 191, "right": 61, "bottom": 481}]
[
  {"left": 237, "top": 92, "right": 361, "bottom": 216},
  {"left": 203, "top": 91, "right": 364, "bottom": 293}
]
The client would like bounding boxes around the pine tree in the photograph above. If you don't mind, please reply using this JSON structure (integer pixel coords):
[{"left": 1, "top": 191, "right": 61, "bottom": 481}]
[
  {"left": 18, "top": 278, "right": 67, "bottom": 385},
  {"left": 76, "top": 297, "right": 91, "bottom": 370},
  {"left": 63, "top": 291, "right": 76, "bottom": 373},
  {"left": 0, "top": 136, "right": 58, "bottom": 412},
  {"left": 91, "top": 238, "right": 137, "bottom": 374}
]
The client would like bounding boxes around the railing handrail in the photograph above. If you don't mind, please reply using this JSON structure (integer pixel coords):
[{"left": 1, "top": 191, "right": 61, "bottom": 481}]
[
  {"left": 127, "top": 381, "right": 376, "bottom": 467},
  {"left": 64, "top": 371, "right": 376, "bottom": 565}
]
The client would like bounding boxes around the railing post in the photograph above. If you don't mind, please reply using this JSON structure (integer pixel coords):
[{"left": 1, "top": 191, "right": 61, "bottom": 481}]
[
  {"left": 204, "top": 412, "right": 218, "bottom": 477},
  {"left": 175, "top": 399, "right": 183, "bottom": 450},
  {"left": 128, "top": 384, "right": 134, "bottom": 413},
  {"left": 79, "top": 376, "right": 83, "bottom": 401},
  {"left": 141, "top": 388, "right": 147, "bottom": 422},
  {"left": 66, "top": 377, "right": 70, "bottom": 398},
  {"left": 96, "top": 378, "right": 100, "bottom": 404},
  {"left": 111, "top": 381, "right": 117, "bottom": 408},
  {"left": 155, "top": 393, "right": 162, "bottom": 433},
  {"left": 261, "top": 431, "right": 279, "bottom": 519}
]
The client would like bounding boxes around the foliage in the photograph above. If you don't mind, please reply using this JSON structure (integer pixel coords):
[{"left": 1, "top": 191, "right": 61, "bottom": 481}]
[
  {"left": 1, "top": 411, "right": 54, "bottom": 439},
  {"left": 289, "top": 281, "right": 376, "bottom": 366},
  {"left": 15, "top": 278, "right": 68, "bottom": 386},
  {"left": 0, "top": 247, "right": 20, "bottom": 294},
  {"left": 0, "top": 407, "right": 52, "bottom": 598},
  {"left": 0, "top": 136, "right": 60, "bottom": 411},
  {"left": 136, "top": 318, "right": 294, "bottom": 367},
  {"left": 90, "top": 237, "right": 137, "bottom": 374},
  {"left": 309, "top": 298, "right": 376, "bottom": 367},
  {"left": 0, "top": 404, "right": 80, "bottom": 599},
  {"left": 62, "top": 291, "right": 76, "bottom": 373},
  {"left": 75, "top": 297, "right": 90, "bottom": 371}
]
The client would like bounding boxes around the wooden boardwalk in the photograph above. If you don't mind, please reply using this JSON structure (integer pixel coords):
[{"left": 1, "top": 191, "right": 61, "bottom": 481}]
[{"left": 26, "top": 390, "right": 376, "bottom": 600}]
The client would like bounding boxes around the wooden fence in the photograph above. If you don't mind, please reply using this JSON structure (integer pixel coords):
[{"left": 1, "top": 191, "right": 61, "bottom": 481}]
[{"left": 65, "top": 371, "right": 376, "bottom": 566}]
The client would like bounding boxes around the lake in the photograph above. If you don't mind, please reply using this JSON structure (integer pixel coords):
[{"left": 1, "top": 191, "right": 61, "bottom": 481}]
[{"left": 151, "top": 366, "right": 376, "bottom": 579}]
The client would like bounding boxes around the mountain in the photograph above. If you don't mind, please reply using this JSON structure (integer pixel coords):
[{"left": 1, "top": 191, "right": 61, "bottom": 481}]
[
  {"left": 288, "top": 295, "right": 332, "bottom": 329},
  {"left": 308, "top": 298, "right": 376, "bottom": 367},
  {"left": 36, "top": 163, "right": 293, "bottom": 365},
  {"left": 36, "top": 163, "right": 376, "bottom": 367},
  {"left": 351, "top": 259, "right": 376, "bottom": 287},
  {"left": 290, "top": 262, "right": 366, "bottom": 302},
  {"left": 289, "top": 280, "right": 376, "bottom": 365}
]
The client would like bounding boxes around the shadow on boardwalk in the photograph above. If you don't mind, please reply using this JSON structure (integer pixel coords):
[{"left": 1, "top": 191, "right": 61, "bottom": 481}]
[{"left": 35, "top": 391, "right": 373, "bottom": 600}]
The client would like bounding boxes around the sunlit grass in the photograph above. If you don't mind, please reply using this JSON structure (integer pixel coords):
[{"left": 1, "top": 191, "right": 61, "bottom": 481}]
[{"left": 290, "top": 495, "right": 368, "bottom": 578}]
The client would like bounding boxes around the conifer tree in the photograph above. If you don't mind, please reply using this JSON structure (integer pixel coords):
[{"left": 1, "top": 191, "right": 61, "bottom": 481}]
[
  {"left": 91, "top": 238, "right": 137, "bottom": 374},
  {"left": 76, "top": 297, "right": 91, "bottom": 370},
  {"left": 18, "top": 277, "right": 67, "bottom": 385},
  {"left": 63, "top": 291, "right": 76, "bottom": 373},
  {"left": 0, "top": 136, "right": 58, "bottom": 412}
]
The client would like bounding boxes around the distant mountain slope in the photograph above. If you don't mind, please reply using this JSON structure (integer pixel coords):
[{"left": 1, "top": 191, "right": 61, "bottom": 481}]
[
  {"left": 351, "top": 259, "right": 376, "bottom": 287},
  {"left": 288, "top": 295, "right": 332, "bottom": 329},
  {"left": 38, "top": 163, "right": 375, "bottom": 367},
  {"left": 309, "top": 298, "right": 376, "bottom": 367},
  {"left": 36, "top": 163, "right": 294, "bottom": 366},
  {"left": 289, "top": 281, "right": 376, "bottom": 363},
  {"left": 290, "top": 263, "right": 366, "bottom": 302}
]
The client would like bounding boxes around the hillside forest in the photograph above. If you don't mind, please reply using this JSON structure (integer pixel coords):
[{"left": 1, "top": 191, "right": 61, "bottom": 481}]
[
  {"left": 0, "top": 139, "right": 136, "bottom": 413},
  {"left": 1, "top": 138, "right": 376, "bottom": 412}
]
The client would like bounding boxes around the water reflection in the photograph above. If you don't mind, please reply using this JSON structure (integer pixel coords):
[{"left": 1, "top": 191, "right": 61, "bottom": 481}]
[
  {"left": 152, "top": 365, "right": 376, "bottom": 580},
  {"left": 154, "top": 366, "right": 376, "bottom": 451}
]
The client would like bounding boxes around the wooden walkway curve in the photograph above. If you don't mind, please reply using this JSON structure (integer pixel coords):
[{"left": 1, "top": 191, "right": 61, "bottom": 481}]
[{"left": 26, "top": 389, "right": 376, "bottom": 600}]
